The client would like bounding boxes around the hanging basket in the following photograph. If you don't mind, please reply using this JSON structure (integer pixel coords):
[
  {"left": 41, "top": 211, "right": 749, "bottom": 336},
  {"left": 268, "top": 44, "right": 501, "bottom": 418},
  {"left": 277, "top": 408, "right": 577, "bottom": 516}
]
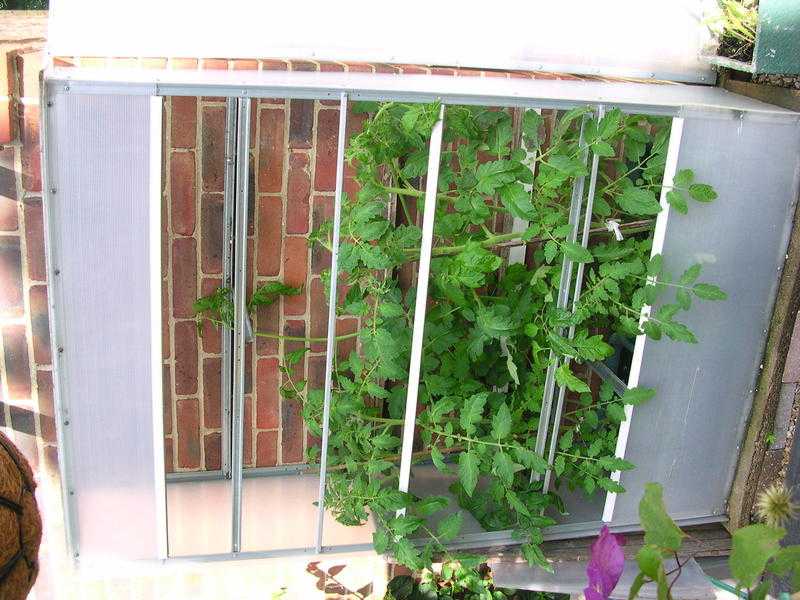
[{"left": 0, "top": 431, "right": 41, "bottom": 600}]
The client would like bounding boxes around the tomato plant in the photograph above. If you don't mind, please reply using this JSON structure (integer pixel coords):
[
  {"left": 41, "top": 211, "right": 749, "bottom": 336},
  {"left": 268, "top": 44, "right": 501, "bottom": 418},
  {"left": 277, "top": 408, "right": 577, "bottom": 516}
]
[{"left": 195, "top": 101, "right": 725, "bottom": 572}]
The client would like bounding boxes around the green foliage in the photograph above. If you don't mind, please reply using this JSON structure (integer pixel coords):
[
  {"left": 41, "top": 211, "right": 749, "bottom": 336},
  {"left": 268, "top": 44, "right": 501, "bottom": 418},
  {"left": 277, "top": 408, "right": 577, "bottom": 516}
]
[
  {"left": 631, "top": 483, "right": 800, "bottom": 600},
  {"left": 195, "top": 102, "right": 722, "bottom": 574}
]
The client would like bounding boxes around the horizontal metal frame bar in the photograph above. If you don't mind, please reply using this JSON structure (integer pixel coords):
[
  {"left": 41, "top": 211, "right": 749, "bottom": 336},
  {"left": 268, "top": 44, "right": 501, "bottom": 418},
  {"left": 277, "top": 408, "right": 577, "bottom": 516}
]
[
  {"left": 587, "top": 361, "right": 628, "bottom": 398},
  {"left": 166, "top": 464, "right": 311, "bottom": 483},
  {"left": 44, "top": 68, "right": 799, "bottom": 121}
]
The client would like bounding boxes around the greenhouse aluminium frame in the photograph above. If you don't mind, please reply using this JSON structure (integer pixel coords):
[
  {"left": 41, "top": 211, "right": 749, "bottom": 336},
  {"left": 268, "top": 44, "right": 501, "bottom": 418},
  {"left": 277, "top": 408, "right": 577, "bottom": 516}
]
[{"left": 41, "top": 67, "right": 800, "bottom": 566}]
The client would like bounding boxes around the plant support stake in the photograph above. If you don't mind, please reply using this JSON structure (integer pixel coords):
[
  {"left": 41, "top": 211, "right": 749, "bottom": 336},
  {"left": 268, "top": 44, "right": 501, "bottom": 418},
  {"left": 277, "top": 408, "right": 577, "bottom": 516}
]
[
  {"left": 315, "top": 92, "right": 348, "bottom": 553},
  {"left": 230, "top": 98, "right": 251, "bottom": 553},
  {"left": 397, "top": 103, "right": 446, "bottom": 511}
]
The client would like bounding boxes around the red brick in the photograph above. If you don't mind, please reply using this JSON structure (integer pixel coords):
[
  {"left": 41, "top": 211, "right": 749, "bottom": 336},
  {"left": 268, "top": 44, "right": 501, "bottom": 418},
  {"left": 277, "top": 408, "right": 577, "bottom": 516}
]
[
  {"left": 344, "top": 62, "right": 374, "bottom": 73},
  {"left": 171, "top": 97, "right": 197, "bottom": 149},
  {"left": 176, "top": 398, "right": 201, "bottom": 469},
  {"left": 337, "top": 317, "right": 359, "bottom": 360},
  {"left": 432, "top": 67, "right": 456, "bottom": 76},
  {"left": 290, "top": 60, "right": 317, "bottom": 72},
  {"left": 261, "top": 59, "right": 288, "bottom": 71},
  {"left": 170, "top": 152, "right": 196, "bottom": 235},
  {"left": 256, "top": 431, "right": 278, "bottom": 467},
  {"left": 283, "top": 320, "right": 306, "bottom": 381},
  {"left": 142, "top": 58, "right": 168, "bottom": 70},
  {"left": 0, "top": 100, "right": 11, "bottom": 144},
  {"left": 162, "top": 277, "right": 170, "bottom": 359},
  {"left": 37, "top": 369, "right": 55, "bottom": 444},
  {"left": 233, "top": 59, "right": 258, "bottom": 71},
  {"left": 320, "top": 62, "right": 345, "bottom": 73},
  {"left": 287, "top": 152, "right": 310, "bottom": 234},
  {"left": 3, "top": 324, "right": 30, "bottom": 400},
  {"left": 203, "top": 58, "right": 229, "bottom": 71},
  {"left": 29, "top": 284, "right": 50, "bottom": 365},
  {"left": 400, "top": 65, "right": 428, "bottom": 75},
  {"left": 204, "top": 432, "right": 222, "bottom": 470},
  {"left": 0, "top": 236, "right": 23, "bottom": 317},
  {"left": 484, "top": 70, "right": 510, "bottom": 79},
  {"left": 19, "top": 102, "right": 40, "bottom": 192},
  {"left": 256, "top": 357, "right": 279, "bottom": 429},
  {"left": 201, "top": 193, "right": 224, "bottom": 273},
  {"left": 201, "top": 105, "right": 226, "bottom": 192},
  {"left": 22, "top": 198, "right": 45, "bottom": 282},
  {"left": 0, "top": 147, "right": 18, "bottom": 230},
  {"left": 257, "top": 108, "right": 285, "bottom": 193},
  {"left": 163, "top": 364, "right": 172, "bottom": 435},
  {"left": 256, "top": 196, "right": 282, "bottom": 276},
  {"left": 52, "top": 56, "right": 76, "bottom": 67},
  {"left": 200, "top": 277, "right": 222, "bottom": 354},
  {"left": 171, "top": 237, "right": 197, "bottom": 318},
  {"left": 283, "top": 237, "right": 308, "bottom": 315},
  {"left": 311, "top": 195, "right": 333, "bottom": 274},
  {"left": 16, "top": 50, "right": 42, "bottom": 100},
  {"left": 244, "top": 394, "right": 253, "bottom": 466},
  {"left": 170, "top": 58, "right": 198, "bottom": 70},
  {"left": 255, "top": 300, "right": 279, "bottom": 356},
  {"left": 9, "top": 405, "right": 36, "bottom": 462},
  {"left": 309, "top": 278, "right": 328, "bottom": 352},
  {"left": 456, "top": 68, "right": 481, "bottom": 77},
  {"left": 281, "top": 393, "right": 304, "bottom": 464},
  {"left": 289, "top": 100, "right": 314, "bottom": 149},
  {"left": 203, "top": 357, "right": 221, "bottom": 429},
  {"left": 164, "top": 437, "right": 174, "bottom": 473},
  {"left": 375, "top": 63, "right": 400, "bottom": 74},
  {"left": 174, "top": 321, "right": 198, "bottom": 395},
  {"left": 314, "top": 109, "right": 339, "bottom": 192},
  {"left": 244, "top": 343, "right": 253, "bottom": 394},
  {"left": 306, "top": 354, "right": 326, "bottom": 450}
]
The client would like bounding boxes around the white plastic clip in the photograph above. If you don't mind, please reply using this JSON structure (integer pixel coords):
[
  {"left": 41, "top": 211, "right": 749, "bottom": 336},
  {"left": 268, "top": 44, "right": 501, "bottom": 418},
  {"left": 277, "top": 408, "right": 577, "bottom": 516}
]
[{"left": 606, "top": 219, "right": 624, "bottom": 241}]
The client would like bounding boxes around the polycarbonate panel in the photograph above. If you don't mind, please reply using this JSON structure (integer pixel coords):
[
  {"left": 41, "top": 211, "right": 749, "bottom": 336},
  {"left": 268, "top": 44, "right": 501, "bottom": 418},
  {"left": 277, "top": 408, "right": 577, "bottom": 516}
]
[
  {"left": 46, "top": 92, "right": 163, "bottom": 562},
  {"left": 612, "top": 115, "right": 800, "bottom": 525}
]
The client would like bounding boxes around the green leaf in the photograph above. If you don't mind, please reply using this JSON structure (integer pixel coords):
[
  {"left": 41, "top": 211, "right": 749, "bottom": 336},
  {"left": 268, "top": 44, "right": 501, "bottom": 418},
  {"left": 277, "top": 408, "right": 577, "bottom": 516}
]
[
  {"left": 688, "top": 183, "right": 717, "bottom": 203},
  {"left": 506, "top": 489, "right": 531, "bottom": 517},
  {"left": 559, "top": 429, "right": 574, "bottom": 451},
  {"left": 460, "top": 392, "right": 488, "bottom": 434},
  {"left": 621, "top": 387, "right": 656, "bottom": 405},
  {"left": 598, "top": 109, "right": 622, "bottom": 139},
  {"left": 673, "top": 169, "right": 694, "bottom": 187},
  {"left": 693, "top": 283, "right": 727, "bottom": 301},
  {"left": 492, "top": 452, "right": 521, "bottom": 486},
  {"left": 492, "top": 403, "right": 513, "bottom": 439},
  {"left": 562, "top": 241, "right": 593, "bottom": 263},
  {"left": 499, "top": 183, "right": 536, "bottom": 220},
  {"left": 636, "top": 544, "right": 663, "bottom": 578},
  {"left": 522, "top": 110, "right": 544, "bottom": 148},
  {"left": 729, "top": 524, "right": 785, "bottom": 588},
  {"left": 617, "top": 187, "right": 661, "bottom": 215},
  {"left": 430, "top": 398, "right": 456, "bottom": 423},
  {"left": 475, "top": 160, "right": 517, "bottom": 195},
  {"left": 768, "top": 545, "right": 800, "bottom": 576},
  {"left": 459, "top": 452, "right": 480, "bottom": 497},
  {"left": 666, "top": 190, "right": 688, "bottom": 214},
  {"left": 437, "top": 511, "right": 464, "bottom": 541},
  {"left": 487, "top": 119, "right": 513, "bottom": 157},
  {"left": 647, "top": 254, "right": 663, "bottom": 277},
  {"left": 521, "top": 542, "right": 552, "bottom": 572},
  {"left": 639, "top": 483, "right": 684, "bottom": 552},
  {"left": 373, "top": 530, "right": 389, "bottom": 554},
  {"left": 628, "top": 572, "right": 648, "bottom": 600},
  {"left": 415, "top": 496, "right": 449, "bottom": 517},
  {"left": 394, "top": 538, "right": 423, "bottom": 570},
  {"left": 249, "top": 282, "right": 302, "bottom": 310},
  {"left": 430, "top": 446, "right": 452, "bottom": 474},
  {"left": 554, "top": 454, "right": 566, "bottom": 476},
  {"left": 679, "top": 264, "right": 702, "bottom": 285},
  {"left": 391, "top": 514, "right": 425, "bottom": 535},
  {"left": 607, "top": 403, "right": 626, "bottom": 423},
  {"left": 379, "top": 302, "right": 405, "bottom": 318},
  {"left": 514, "top": 446, "right": 549, "bottom": 474},
  {"left": 555, "top": 364, "right": 590, "bottom": 393}
]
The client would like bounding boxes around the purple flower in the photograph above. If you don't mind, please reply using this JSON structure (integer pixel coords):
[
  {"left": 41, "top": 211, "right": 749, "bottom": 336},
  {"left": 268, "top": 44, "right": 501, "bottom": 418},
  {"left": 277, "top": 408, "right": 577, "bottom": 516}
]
[{"left": 584, "top": 525, "right": 626, "bottom": 600}]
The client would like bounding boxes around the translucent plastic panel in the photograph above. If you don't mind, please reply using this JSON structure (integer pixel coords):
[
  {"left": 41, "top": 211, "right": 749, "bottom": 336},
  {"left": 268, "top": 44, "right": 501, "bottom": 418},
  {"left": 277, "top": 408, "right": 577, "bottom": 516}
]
[
  {"left": 45, "top": 92, "right": 164, "bottom": 562},
  {"left": 612, "top": 116, "right": 800, "bottom": 525}
]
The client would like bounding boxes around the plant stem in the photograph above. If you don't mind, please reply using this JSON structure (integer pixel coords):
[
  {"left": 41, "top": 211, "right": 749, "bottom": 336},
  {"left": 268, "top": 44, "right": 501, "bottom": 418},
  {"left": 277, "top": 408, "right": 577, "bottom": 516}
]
[{"left": 253, "top": 331, "right": 360, "bottom": 343}]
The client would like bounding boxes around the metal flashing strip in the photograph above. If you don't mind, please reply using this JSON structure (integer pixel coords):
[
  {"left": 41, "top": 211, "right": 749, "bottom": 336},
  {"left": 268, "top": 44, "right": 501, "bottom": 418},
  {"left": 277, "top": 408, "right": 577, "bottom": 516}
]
[
  {"left": 44, "top": 68, "right": 800, "bottom": 121},
  {"left": 397, "top": 103, "right": 446, "bottom": 504},
  {"left": 532, "top": 115, "right": 589, "bottom": 482},
  {"left": 542, "top": 105, "right": 605, "bottom": 494},
  {"left": 315, "top": 92, "right": 349, "bottom": 553},
  {"left": 601, "top": 117, "right": 684, "bottom": 523},
  {"left": 40, "top": 74, "right": 80, "bottom": 561},
  {"left": 221, "top": 99, "right": 237, "bottom": 479},
  {"left": 587, "top": 361, "right": 628, "bottom": 399},
  {"left": 230, "top": 98, "right": 251, "bottom": 552}
]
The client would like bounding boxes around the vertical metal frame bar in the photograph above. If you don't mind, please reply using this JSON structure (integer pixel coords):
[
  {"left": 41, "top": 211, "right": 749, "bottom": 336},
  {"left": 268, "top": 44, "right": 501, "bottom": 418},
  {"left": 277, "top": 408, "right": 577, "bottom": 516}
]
[
  {"left": 40, "top": 83, "right": 80, "bottom": 560},
  {"left": 542, "top": 106, "right": 604, "bottom": 493},
  {"left": 532, "top": 115, "right": 589, "bottom": 481},
  {"left": 397, "top": 103, "right": 446, "bottom": 503},
  {"left": 315, "top": 92, "right": 348, "bottom": 553},
  {"left": 602, "top": 117, "right": 684, "bottom": 523},
  {"left": 221, "top": 99, "right": 237, "bottom": 478},
  {"left": 149, "top": 97, "right": 168, "bottom": 559},
  {"left": 230, "top": 98, "right": 251, "bottom": 552}
]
